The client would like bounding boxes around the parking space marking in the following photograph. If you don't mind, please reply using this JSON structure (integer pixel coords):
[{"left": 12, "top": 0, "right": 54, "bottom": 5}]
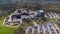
[
  {"left": 25, "top": 28, "right": 29, "bottom": 34},
  {"left": 32, "top": 28, "right": 35, "bottom": 34},
  {"left": 47, "top": 25, "right": 52, "bottom": 34},
  {"left": 42, "top": 25, "right": 46, "bottom": 34}
]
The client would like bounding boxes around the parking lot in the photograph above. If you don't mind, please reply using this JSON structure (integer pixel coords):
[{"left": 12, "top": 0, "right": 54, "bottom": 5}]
[
  {"left": 45, "top": 12, "right": 60, "bottom": 19},
  {"left": 24, "top": 22, "right": 60, "bottom": 34}
]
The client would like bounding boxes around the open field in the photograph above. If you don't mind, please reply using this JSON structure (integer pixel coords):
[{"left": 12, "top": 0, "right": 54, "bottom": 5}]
[
  {"left": 0, "top": 19, "right": 17, "bottom": 34},
  {"left": 0, "top": 13, "right": 17, "bottom": 34},
  {"left": 0, "top": 26, "right": 16, "bottom": 34}
]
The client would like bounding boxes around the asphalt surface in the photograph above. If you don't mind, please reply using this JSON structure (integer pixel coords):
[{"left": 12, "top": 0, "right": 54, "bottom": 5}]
[{"left": 25, "top": 22, "right": 60, "bottom": 34}]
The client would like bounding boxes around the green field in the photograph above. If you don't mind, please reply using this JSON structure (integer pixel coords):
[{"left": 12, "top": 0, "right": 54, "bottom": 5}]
[
  {"left": 0, "top": 18, "right": 17, "bottom": 34},
  {"left": 0, "top": 13, "right": 17, "bottom": 34},
  {"left": 0, "top": 26, "right": 16, "bottom": 34}
]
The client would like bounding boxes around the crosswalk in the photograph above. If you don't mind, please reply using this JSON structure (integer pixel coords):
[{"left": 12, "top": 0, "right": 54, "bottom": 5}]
[{"left": 24, "top": 23, "right": 60, "bottom": 34}]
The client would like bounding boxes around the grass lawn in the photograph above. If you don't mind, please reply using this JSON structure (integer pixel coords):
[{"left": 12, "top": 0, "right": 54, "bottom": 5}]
[
  {"left": 25, "top": 21, "right": 34, "bottom": 27},
  {"left": 0, "top": 13, "right": 17, "bottom": 34},
  {"left": 0, "top": 19, "right": 17, "bottom": 34},
  {"left": 0, "top": 26, "right": 16, "bottom": 34},
  {"left": 34, "top": 18, "right": 44, "bottom": 24}
]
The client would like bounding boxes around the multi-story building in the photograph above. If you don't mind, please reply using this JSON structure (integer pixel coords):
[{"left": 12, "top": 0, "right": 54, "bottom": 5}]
[
  {"left": 5, "top": 8, "right": 45, "bottom": 26},
  {"left": 37, "top": 10, "right": 45, "bottom": 18}
]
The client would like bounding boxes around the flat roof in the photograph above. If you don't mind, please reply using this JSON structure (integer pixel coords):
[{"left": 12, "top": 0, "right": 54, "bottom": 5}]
[{"left": 38, "top": 10, "right": 44, "bottom": 12}]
